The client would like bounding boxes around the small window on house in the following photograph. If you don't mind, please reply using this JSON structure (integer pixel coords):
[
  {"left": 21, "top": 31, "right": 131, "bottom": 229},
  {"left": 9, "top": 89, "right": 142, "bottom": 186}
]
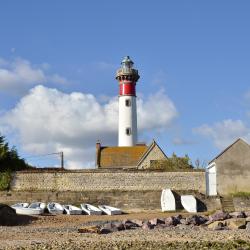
[
  {"left": 125, "top": 99, "right": 131, "bottom": 107},
  {"left": 126, "top": 127, "right": 131, "bottom": 135}
]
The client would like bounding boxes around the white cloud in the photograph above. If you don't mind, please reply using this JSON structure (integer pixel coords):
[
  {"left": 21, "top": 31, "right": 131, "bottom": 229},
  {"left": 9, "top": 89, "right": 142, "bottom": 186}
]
[
  {"left": 0, "top": 85, "right": 177, "bottom": 169},
  {"left": 0, "top": 57, "right": 68, "bottom": 95},
  {"left": 194, "top": 119, "right": 250, "bottom": 149}
]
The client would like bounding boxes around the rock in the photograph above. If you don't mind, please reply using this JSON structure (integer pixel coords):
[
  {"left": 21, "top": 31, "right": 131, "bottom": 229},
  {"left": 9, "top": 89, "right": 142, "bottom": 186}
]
[
  {"left": 244, "top": 211, "right": 250, "bottom": 217},
  {"left": 229, "top": 211, "right": 245, "bottom": 218},
  {"left": 100, "top": 222, "right": 121, "bottom": 233},
  {"left": 112, "top": 222, "right": 125, "bottom": 231},
  {"left": 142, "top": 221, "right": 154, "bottom": 230},
  {"left": 149, "top": 218, "right": 165, "bottom": 226},
  {"left": 224, "top": 218, "right": 246, "bottom": 229},
  {"left": 246, "top": 217, "right": 250, "bottom": 222},
  {"left": 164, "top": 216, "right": 180, "bottom": 226},
  {"left": 207, "top": 221, "right": 225, "bottom": 230},
  {"left": 130, "top": 219, "right": 144, "bottom": 227},
  {"left": 78, "top": 226, "right": 100, "bottom": 234},
  {"left": 246, "top": 222, "right": 250, "bottom": 231},
  {"left": 122, "top": 220, "right": 139, "bottom": 229},
  {"left": 186, "top": 215, "right": 207, "bottom": 226},
  {"left": 209, "top": 211, "right": 230, "bottom": 222}
]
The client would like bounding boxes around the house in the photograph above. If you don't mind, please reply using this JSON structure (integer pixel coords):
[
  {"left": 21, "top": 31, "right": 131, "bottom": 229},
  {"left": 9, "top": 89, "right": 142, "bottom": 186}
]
[
  {"left": 96, "top": 140, "right": 167, "bottom": 169},
  {"left": 206, "top": 138, "right": 250, "bottom": 196}
]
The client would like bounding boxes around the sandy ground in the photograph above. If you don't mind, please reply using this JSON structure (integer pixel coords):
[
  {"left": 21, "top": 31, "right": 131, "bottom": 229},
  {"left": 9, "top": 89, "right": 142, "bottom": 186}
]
[{"left": 1, "top": 212, "right": 250, "bottom": 250}]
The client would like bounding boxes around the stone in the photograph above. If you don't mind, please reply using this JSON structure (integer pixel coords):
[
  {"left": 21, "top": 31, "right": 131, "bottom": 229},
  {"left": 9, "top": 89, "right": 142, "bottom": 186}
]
[
  {"left": 209, "top": 211, "right": 230, "bottom": 222},
  {"left": 112, "top": 222, "right": 125, "bottom": 231},
  {"left": 207, "top": 221, "right": 225, "bottom": 230},
  {"left": 130, "top": 219, "right": 144, "bottom": 227},
  {"left": 164, "top": 216, "right": 180, "bottom": 226},
  {"left": 246, "top": 222, "right": 250, "bottom": 231},
  {"left": 122, "top": 220, "right": 139, "bottom": 229},
  {"left": 229, "top": 211, "right": 245, "bottom": 218},
  {"left": 149, "top": 218, "right": 165, "bottom": 226},
  {"left": 100, "top": 222, "right": 120, "bottom": 233},
  {"left": 246, "top": 217, "right": 250, "bottom": 222},
  {"left": 186, "top": 215, "right": 207, "bottom": 226},
  {"left": 224, "top": 218, "right": 246, "bottom": 229},
  {"left": 244, "top": 211, "right": 250, "bottom": 217},
  {"left": 142, "top": 221, "right": 154, "bottom": 230}
]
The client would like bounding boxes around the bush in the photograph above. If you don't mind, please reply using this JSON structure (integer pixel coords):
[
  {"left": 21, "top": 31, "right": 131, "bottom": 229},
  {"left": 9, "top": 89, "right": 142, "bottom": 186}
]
[
  {"left": 150, "top": 153, "right": 193, "bottom": 171},
  {"left": 0, "top": 171, "right": 12, "bottom": 191}
]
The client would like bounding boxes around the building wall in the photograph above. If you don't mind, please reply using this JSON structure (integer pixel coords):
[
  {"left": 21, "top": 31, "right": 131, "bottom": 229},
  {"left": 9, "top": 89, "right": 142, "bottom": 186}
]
[
  {"left": 214, "top": 139, "right": 250, "bottom": 195},
  {"left": 11, "top": 170, "right": 205, "bottom": 193},
  {"left": 137, "top": 144, "right": 167, "bottom": 169}
]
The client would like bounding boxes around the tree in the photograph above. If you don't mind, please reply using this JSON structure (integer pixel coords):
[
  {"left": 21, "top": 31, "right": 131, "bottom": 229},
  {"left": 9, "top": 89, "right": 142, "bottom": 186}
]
[{"left": 0, "top": 134, "right": 29, "bottom": 172}]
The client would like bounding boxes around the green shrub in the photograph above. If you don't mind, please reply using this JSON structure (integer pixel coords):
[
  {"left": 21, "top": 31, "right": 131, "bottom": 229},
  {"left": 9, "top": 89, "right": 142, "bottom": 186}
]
[
  {"left": 0, "top": 171, "right": 12, "bottom": 191},
  {"left": 150, "top": 153, "right": 193, "bottom": 171}
]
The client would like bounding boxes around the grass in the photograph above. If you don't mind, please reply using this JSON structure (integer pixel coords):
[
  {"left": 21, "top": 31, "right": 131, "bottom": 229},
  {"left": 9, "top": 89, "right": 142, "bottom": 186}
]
[{"left": 231, "top": 192, "right": 250, "bottom": 198}]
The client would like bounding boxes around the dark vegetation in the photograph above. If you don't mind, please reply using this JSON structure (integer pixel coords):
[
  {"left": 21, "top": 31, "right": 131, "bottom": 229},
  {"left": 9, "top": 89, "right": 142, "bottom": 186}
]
[
  {"left": 0, "top": 134, "right": 30, "bottom": 190},
  {"left": 150, "top": 153, "right": 194, "bottom": 171}
]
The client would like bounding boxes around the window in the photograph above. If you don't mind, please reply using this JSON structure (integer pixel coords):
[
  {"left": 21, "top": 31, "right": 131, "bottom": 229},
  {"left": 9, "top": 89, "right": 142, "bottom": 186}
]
[
  {"left": 125, "top": 99, "right": 131, "bottom": 107},
  {"left": 126, "top": 127, "right": 131, "bottom": 135}
]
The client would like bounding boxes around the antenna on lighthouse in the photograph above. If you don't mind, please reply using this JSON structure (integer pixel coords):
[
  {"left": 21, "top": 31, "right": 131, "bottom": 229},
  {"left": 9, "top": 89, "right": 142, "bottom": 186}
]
[{"left": 116, "top": 56, "right": 140, "bottom": 147}]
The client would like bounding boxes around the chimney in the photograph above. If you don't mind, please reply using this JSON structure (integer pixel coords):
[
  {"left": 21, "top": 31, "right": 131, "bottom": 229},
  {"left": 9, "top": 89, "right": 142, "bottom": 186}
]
[{"left": 96, "top": 140, "right": 101, "bottom": 168}]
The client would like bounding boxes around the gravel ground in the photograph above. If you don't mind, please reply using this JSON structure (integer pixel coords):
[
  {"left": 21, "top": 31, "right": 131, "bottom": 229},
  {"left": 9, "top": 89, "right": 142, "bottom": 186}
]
[{"left": 1, "top": 212, "right": 250, "bottom": 250}]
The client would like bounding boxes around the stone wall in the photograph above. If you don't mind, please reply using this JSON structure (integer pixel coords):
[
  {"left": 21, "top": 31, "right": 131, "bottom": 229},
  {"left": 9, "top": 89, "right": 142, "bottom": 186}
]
[
  {"left": 0, "top": 190, "right": 220, "bottom": 212},
  {"left": 10, "top": 170, "right": 205, "bottom": 193}
]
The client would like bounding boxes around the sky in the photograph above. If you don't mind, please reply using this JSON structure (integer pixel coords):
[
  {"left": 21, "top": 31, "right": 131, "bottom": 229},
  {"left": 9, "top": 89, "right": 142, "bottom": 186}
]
[{"left": 0, "top": 1, "right": 250, "bottom": 168}]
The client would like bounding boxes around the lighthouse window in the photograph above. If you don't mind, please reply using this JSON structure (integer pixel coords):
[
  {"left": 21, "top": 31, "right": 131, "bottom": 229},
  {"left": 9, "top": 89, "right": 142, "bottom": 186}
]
[
  {"left": 125, "top": 99, "right": 131, "bottom": 107},
  {"left": 126, "top": 127, "right": 131, "bottom": 135}
]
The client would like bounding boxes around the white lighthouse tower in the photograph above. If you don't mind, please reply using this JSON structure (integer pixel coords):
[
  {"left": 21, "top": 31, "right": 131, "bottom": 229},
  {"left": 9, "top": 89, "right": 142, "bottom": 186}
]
[{"left": 116, "top": 56, "right": 140, "bottom": 146}]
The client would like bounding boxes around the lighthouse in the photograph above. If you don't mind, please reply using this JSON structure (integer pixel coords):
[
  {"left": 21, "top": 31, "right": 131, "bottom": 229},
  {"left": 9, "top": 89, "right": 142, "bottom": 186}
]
[{"left": 116, "top": 56, "right": 140, "bottom": 146}]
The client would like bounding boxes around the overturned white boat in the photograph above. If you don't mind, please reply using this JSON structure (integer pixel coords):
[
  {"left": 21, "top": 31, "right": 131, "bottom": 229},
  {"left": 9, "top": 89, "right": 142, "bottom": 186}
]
[
  {"left": 98, "top": 205, "right": 122, "bottom": 215},
  {"left": 47, "top": 202, "right": 64, "bottom": 215},
  {"left": 181, "top": 195, "right": 197, "bottom": 213},
  {"left": 15, "top": 202, "right": 46, "bottom": 215},
  {"left": 81, "top": 204, "right": 102, "bottom": 215},
  {"left": 11, "top": 203, "right": 29, "bottom": 209},
  {"left": 63, "top": 205, "right": 82, "bottom": 215},
  {"left": 161, "top": 189, "right": 176, "bottom": 212}
]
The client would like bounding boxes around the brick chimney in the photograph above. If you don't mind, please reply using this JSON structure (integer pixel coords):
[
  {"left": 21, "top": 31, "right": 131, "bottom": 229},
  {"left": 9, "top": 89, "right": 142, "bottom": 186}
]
[{"left": 96, "top": 141, "right": 101, "bottom": 168}]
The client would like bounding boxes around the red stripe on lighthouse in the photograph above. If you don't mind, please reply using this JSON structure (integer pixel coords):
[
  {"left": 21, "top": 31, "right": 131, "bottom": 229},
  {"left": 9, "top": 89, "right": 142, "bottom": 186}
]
[{"left": 119, "top": 82, "right": 136, "bottom": 96}]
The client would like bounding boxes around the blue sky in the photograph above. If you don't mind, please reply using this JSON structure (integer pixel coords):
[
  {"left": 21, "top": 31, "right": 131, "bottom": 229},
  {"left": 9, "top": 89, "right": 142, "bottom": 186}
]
[{"left": 0, "top": 1, "right": 250, "bottom": 168}]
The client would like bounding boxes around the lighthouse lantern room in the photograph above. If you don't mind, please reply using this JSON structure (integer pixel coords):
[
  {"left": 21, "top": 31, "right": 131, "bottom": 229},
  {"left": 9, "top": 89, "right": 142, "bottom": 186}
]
[{"left": 116, "top": 56, "right": 140, "bottom": 146}]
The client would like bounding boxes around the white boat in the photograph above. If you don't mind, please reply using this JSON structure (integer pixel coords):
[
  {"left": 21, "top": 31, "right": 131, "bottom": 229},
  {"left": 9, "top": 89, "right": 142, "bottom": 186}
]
[
  {"left": 80, "top": 204, "right": 103, "bottom": 215},
  {"left": 47, "top": 202, "right": 64, "bottom": 215},
  {"left": 181, "top": 195, "right": 197, "bottom": 213},
  {"left": 63, "top": 205, "right": 82, "bottom": 215},
  {"left": 15, "top": 202, "right": 46, "bottom": 215},
  {"left": 161, "top": 189, "right": 176, "bottom": 212},
  {"left": 11, "top": 203, "right": 29, "bottom": 209},
  {"left": 98, "top": 205, "right": 122, "bottom": 215}
]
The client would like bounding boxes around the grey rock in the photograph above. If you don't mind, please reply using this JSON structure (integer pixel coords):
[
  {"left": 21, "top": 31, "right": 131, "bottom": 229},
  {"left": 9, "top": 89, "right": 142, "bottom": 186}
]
[
  {"left": 246, "top": 222, "right": 250, "bottom": 231},
  {"left": 209, "top": 211, "right": 230, "bottom": 222},
  {"left": 149, "top": 218, "right": 165, "bottom": 226},
  {"left": 122, "top": 220, "right": 139, "bottom": 229},
  {"left": 142, "top": 221, "right": 154, "bottom": 230},
  {"left": 229, "top": 211, "right": 246, "bottom": 218},
  {"left": 186, "top": 215, "right": 208, "bottom": 226},
  {"left": 164, "top": 216, "right": 180, "bottom": 226}
]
